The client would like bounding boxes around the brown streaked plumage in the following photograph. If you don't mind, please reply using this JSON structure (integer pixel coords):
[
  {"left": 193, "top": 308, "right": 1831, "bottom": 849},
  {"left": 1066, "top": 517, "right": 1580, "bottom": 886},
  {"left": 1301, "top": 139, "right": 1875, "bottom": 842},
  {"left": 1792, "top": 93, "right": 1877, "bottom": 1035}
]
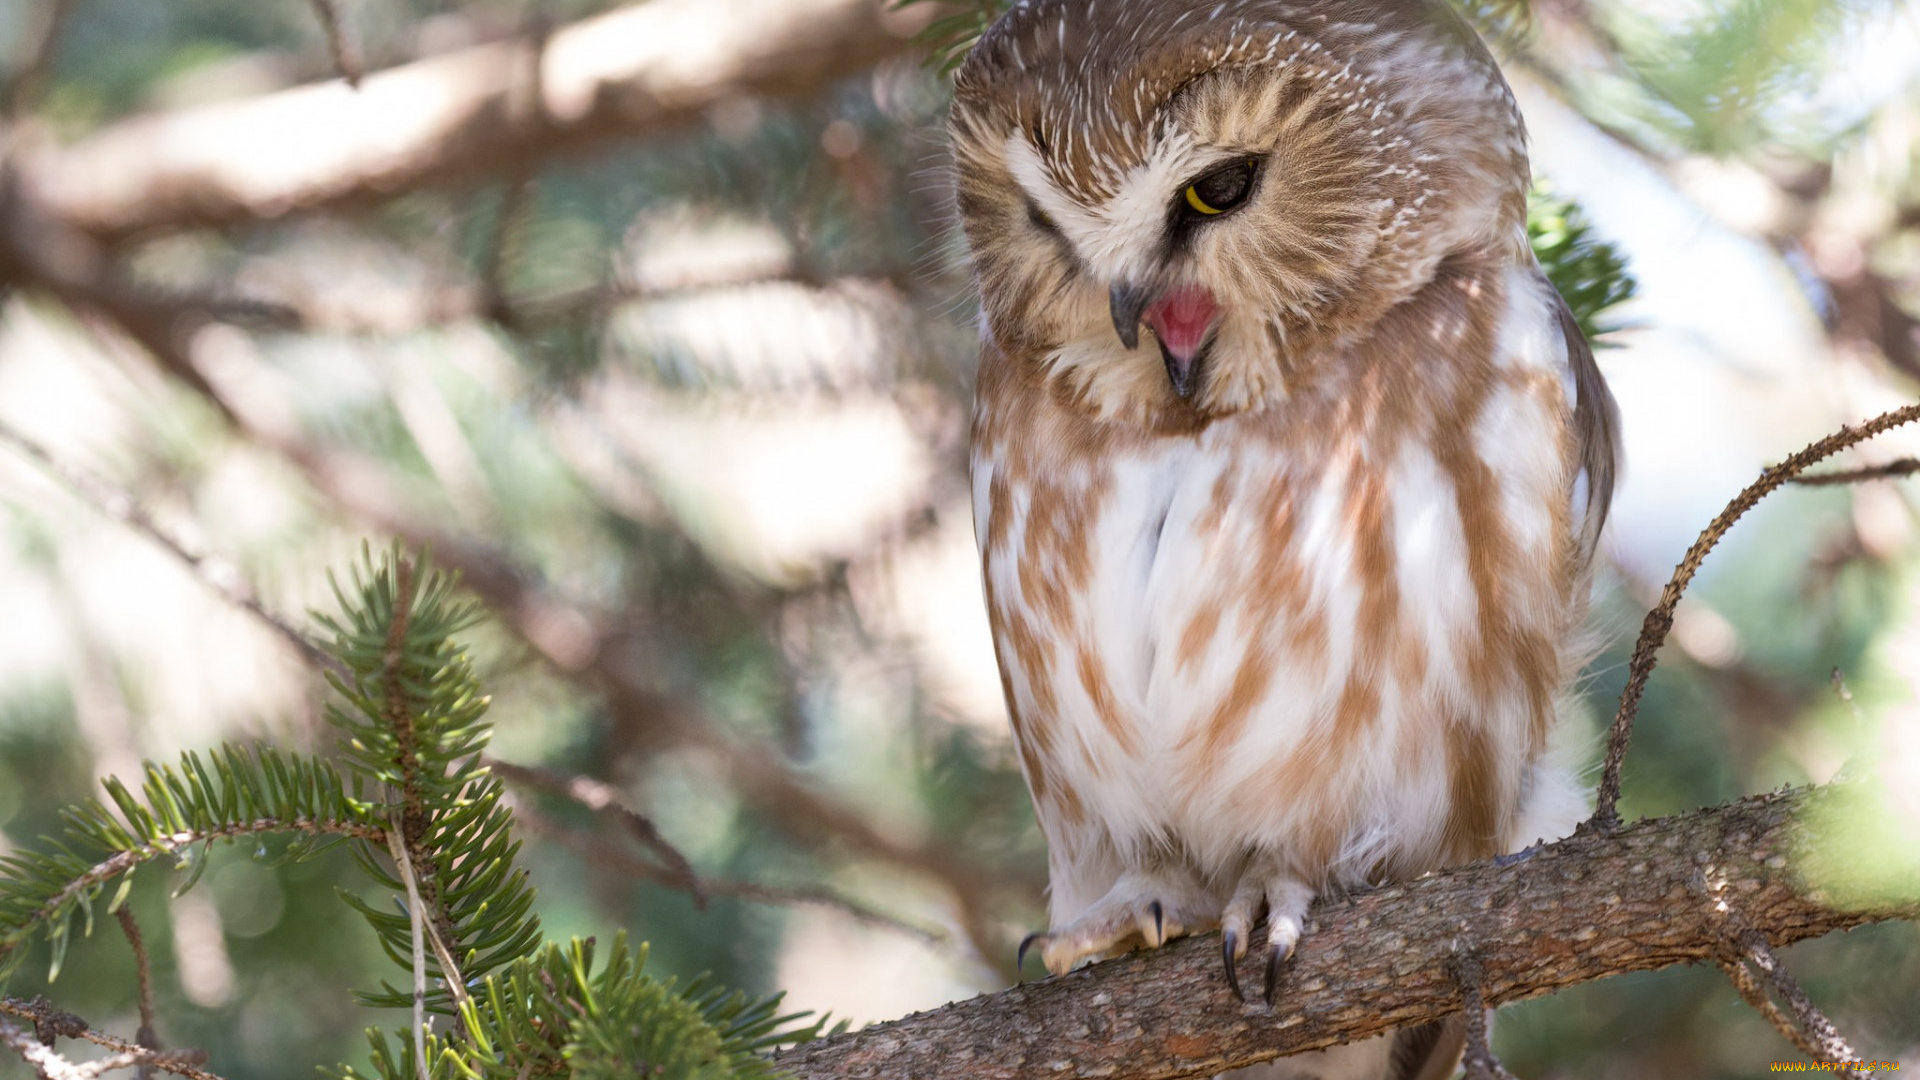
[{"left": 953, "top": 2, "right": 1619, "bottom": 1078}]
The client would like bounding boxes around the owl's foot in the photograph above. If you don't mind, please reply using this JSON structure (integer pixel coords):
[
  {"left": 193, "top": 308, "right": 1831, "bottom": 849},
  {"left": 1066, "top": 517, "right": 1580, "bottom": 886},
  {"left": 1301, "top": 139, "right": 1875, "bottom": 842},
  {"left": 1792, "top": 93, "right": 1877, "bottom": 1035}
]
[
  {"left": 1219, "top": 870, "right": 1314, "bottom": 1004},
  {"left": 1017, "top": 870, "right": 1214, "bottom": 978}
]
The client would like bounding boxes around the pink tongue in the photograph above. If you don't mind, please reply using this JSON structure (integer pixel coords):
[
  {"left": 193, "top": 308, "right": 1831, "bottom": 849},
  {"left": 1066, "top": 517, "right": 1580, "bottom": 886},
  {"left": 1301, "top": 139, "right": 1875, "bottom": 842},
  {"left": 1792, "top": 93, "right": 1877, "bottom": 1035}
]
[{"left": 1146, "top": 287, "right": 1220, "bottom": 360}]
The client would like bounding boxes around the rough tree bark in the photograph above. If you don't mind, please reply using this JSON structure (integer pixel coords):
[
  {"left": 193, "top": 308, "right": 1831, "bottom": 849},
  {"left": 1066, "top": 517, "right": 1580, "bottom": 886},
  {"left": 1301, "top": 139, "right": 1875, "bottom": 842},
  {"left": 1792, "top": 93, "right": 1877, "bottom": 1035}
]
[{"left": 775, "top": 784, "right": 1915, "bottom": 1080}]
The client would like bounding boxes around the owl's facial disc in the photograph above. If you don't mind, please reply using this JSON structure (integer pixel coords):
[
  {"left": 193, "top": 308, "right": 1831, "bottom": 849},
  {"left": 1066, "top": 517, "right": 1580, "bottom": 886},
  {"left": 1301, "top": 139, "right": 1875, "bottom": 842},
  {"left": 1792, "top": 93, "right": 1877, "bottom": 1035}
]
[{"left": 1109, "top": 282, "right": 1219, "bottom": 400}]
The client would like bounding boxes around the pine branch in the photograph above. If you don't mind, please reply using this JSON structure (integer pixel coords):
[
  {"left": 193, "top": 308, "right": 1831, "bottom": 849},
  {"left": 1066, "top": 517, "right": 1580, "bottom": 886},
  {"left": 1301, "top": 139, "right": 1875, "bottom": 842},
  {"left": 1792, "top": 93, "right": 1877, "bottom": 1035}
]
[
  {"left": 0, "top": 743, "right": 382, "bottom": 984},
  {"left": 775, "top": 783, "right": 1916, "bottom": 1080}
]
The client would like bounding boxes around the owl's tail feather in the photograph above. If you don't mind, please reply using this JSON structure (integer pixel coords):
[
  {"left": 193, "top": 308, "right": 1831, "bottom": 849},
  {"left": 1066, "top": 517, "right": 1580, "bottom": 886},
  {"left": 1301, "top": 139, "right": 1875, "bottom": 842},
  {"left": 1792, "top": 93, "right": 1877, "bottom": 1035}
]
[
  {"left": 1220, "top": 1014, "right": 1469, "bottom": 1080},
  {"left": 1387, "top": 1016, "right": 1467, "bottom": 1080}
]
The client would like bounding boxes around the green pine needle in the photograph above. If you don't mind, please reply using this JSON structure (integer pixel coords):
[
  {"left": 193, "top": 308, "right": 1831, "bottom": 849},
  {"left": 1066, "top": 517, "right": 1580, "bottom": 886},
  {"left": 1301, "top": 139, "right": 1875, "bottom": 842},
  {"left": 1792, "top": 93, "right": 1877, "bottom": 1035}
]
[
  {"left": 335, "top": 935, "right": 821, "bottom": 1080},
  {"left": 1528, "top": 184, "right": 1639, "bottom": 345},
  {"left": 891, "top": 0, "right": 1006, "bottom": 73},
  {"left": 0, "top": 744, "right": 380, "bottom": 986},
  {"left": 1, "top": 543, "right": 812, "bottom": 1080}
]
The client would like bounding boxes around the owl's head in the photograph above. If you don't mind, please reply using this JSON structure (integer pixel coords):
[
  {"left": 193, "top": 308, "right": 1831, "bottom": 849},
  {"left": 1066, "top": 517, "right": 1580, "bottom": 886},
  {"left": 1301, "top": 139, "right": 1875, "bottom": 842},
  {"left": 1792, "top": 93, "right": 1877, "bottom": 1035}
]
[{"left": 949, "top": 0, "right": 1531, "bottom": 420}]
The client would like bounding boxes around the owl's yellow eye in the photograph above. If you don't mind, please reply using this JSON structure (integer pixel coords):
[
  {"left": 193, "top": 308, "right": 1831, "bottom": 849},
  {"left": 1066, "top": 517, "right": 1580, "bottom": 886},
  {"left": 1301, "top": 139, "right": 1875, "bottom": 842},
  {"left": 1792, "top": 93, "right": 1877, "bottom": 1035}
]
[
  {"left": 1180, "top": 160, "right": 1256, "bottom": 218},
  {"left": 1184, "top": 186, "right": 1225, "bottom": 215}
]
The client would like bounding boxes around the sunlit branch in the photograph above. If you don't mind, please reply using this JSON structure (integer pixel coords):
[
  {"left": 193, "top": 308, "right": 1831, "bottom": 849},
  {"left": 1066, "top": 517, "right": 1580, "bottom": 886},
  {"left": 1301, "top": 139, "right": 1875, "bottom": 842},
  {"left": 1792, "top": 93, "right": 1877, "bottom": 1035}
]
[{"left": 19, "top": 0, "right": 935, "bottom": 240}]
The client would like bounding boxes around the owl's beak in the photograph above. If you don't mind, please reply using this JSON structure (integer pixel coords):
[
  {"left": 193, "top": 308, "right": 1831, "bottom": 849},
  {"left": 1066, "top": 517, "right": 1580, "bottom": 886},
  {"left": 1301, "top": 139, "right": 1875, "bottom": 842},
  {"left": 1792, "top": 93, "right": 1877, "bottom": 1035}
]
[
  {"left": 1110, "top": 281, "right": 1220, "bottom": 401},
  {"left": 1109, "top": 283, "right": 1150, "bottom": 351}
]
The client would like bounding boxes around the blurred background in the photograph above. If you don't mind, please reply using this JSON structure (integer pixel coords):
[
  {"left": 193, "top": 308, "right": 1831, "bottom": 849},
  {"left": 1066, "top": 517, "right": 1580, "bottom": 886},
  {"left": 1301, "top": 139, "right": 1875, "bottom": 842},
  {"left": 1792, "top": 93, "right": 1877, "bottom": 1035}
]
[{"left": 0, "top": 0, "right": 1916, "bottom": 1075}]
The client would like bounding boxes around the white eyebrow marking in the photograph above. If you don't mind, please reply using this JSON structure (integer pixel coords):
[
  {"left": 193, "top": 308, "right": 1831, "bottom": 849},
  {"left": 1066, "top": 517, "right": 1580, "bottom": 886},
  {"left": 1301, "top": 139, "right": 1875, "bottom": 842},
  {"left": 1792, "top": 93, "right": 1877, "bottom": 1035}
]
[{"left": 1003, "top": 130, "right": 1212, "bottom": 283}]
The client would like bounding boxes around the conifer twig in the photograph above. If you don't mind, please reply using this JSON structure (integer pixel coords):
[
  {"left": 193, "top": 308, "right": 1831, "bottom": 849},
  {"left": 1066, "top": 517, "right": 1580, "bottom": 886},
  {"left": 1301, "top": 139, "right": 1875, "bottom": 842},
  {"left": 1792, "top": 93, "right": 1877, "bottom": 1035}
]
[
  {"left": 112, "top": 908, "right": 159, "bottom": 1080},
  {"left": 1719, "top": 959, "right": 1829, "bottom": 1063},
  {"left": 1725, "top": 929, "right": 1866, "bottom": 1074},
  {"left": 1695, "top": 867, "right": 1871, "bottom": 1075},
  {"left": 1787, "top": 457, "right": 1920, "bottom": 486},
  {"left": 1592, "top": 403, "right": 1920, "bottom": 829},
  {"left": 4, "top": 819, "right": 383, "bottom": 970},
  {"left": 0, "top": 1014, "right": 84, "bottom": 1080},
  {"left": 385, "top": 826, "right": 433, "bottom": 1080}
]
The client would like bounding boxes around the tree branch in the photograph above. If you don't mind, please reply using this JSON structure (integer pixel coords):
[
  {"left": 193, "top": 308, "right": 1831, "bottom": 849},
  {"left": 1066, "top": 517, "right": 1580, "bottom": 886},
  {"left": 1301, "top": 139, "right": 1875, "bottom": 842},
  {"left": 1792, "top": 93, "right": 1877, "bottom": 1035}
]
[
  {"left": 17, "top": 0, "right": 932, "bottom": 241},
  {"left": 774, "top": 784, "right": 1915, "bottom": 1080}
]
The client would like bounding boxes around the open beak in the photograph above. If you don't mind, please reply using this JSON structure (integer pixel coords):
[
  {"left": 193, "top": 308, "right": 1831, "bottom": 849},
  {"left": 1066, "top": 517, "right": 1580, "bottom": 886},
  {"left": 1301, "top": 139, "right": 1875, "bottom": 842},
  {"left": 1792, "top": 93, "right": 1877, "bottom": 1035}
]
[{"left": 1108, "top": 282, "right": 1219, "bottom": 401}]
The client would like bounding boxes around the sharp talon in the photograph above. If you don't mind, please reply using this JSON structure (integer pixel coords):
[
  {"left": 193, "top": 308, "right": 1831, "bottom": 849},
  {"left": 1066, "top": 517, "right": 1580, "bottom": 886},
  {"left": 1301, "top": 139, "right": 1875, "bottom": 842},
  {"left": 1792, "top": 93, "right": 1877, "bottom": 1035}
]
[
  {"left": 1263, "top": 939, "right": 1292, "bottom": 1004},
  {"left": 1150, "top": 900, "right": 1164, "bottom": 943},
  {"left": 1222, "top": 930, "right": 1244, "bottom": 1001},
  {"left": 1017, "top": 932, "right": 1043, "bottom": 982}
]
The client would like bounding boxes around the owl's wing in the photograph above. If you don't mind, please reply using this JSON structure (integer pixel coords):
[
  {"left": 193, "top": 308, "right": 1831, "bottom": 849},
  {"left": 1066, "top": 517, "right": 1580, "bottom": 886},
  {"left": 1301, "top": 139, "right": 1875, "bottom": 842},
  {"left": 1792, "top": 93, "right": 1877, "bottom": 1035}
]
[{"left": 1554, "top": 290, "right": 1622, "bottom": 560}]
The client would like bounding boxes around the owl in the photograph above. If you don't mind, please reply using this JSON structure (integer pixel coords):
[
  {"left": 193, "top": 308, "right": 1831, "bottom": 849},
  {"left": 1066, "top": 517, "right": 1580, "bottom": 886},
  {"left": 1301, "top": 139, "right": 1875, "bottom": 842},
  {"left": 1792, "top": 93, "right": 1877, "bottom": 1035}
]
[{"left": 951, "top": 0, "right": 1619, "bottom": 1077}]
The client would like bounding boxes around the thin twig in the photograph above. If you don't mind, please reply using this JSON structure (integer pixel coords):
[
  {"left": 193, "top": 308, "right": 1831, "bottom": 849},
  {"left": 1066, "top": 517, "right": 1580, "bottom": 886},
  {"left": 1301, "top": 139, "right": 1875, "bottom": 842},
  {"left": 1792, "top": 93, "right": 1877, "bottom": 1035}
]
[
  {"left": 486, "top": 758, "right": 706, "bottom": 907},
  {"left": 0, "top": 1001, "right": 221, "bottom": 1080},
  {"left": 112, "top": 908, "right": 159, "bottom": 1080},
  {"left": 1695, "top": 869, "right": 1872, "bottom": 1075},
  {"left": 0, "top": 419, "right": 341, "bottom": 678},
  {"left": 1719, "top": 959, "right": 1829, "bottom": 1063},
  {"left": 6, "top": 996, "right": 86, "bottom": 1045},
  {"left": 1450, "top": 951, "right": 1520, "bottom": 1080},
  {"left": 386, "top": 825, "right": 432, "bottom": 1080},
  {"left": 1789, "top": 458, "right": 1920, "bottom": 486},
  {"left": 1, "top": 1013, "right": 81, "bottom": 1080},
  {"left": 1732, "top": 928, "right": 1867, "bottom": 1073},
  {"left": 303, "top": 0, "right": 362, "bottom": 87},
  {"left": 1591, "top": 403, "right": 1920, "bottom": 829}
]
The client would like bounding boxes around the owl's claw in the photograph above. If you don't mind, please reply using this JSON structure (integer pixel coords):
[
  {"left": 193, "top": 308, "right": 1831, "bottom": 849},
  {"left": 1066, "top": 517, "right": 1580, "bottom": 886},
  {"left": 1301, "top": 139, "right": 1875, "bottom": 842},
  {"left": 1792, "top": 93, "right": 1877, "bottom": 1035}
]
[
  {"left": 1021, "top": 871, "right": 1214, "bottom": 976},
  {"left": 1263, "top": 934, "right": 1294, "bottom": 1004},
  {"left": 1222, "top": 928, "right": 1245, "bottom": 1001},
  {"left": 1219, "top": 865, "right": 1312, "bottom": 1005},
  {"left": 1016, "top": 932, "right": 1043, "bottom": 982}
]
